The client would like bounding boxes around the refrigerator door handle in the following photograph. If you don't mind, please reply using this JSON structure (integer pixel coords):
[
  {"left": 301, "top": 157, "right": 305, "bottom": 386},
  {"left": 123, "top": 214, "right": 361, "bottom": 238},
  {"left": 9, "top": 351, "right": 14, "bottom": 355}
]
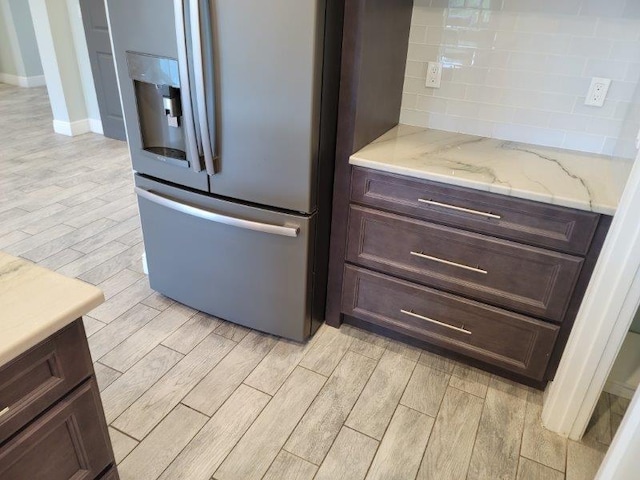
[
  {"left": 135, "top": 187, "right": 301, "bottom": 237},
  {"left": 189, "top": 0, "right": 216, "bottom": 175},
  {"left": 173, "top": 0, "right": 202, "bottom": 172}
]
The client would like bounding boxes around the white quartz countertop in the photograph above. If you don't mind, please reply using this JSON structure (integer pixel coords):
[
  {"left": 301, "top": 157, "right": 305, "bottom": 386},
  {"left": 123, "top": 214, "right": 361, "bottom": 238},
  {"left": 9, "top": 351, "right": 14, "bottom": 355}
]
[
  {"left": 0, "top": 252, "right": 104, "bottom": 367},
  {"left": 350, "top": 125, "right": 633, "bottom": 215}
]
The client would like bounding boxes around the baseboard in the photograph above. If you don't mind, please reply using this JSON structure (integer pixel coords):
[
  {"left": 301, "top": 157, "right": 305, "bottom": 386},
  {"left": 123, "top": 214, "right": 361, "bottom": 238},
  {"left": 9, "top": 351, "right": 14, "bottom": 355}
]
[
  {"left": 604, "top": 331, "right": 640, "bottom": 401},
  {"left": 604, "top": 380, "right": 636, "bottom": 400},
  {"left": 0, "top": 73, "right": 46, "bottom": 87},
  {"left": 89, "top": 118, "right": 104, "bottom": 135},
  {"left": 52, "top": 119, "right": 91, "bottom": 137}
]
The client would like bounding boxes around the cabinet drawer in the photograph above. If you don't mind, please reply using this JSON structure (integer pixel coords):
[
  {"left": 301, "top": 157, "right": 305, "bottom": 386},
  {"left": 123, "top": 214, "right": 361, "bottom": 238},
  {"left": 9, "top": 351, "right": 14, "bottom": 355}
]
[
  {"left": 0, "top": 378, "right": 113, "bottom": 480},
  {"left": 342, "top": 266, "right": 559, "bottom": 380},
  {"left": 0, "top": 320, "right": 93, "bottom": 444},
  {"left": 347, "top": 205, "right": 583, "bottom": 322},
  {"left": 350, "top": 167, "right": 600, "bottom": 255}
]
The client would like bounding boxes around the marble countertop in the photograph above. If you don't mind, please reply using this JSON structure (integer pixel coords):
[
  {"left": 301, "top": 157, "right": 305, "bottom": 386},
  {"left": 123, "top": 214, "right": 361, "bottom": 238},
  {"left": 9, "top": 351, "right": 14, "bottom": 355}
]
[
  {"left": 350, "top": 125, "right": 634, "bottom": 215},
  {"left": 0, "top": 252, "right": 104, "bottom": 367}
]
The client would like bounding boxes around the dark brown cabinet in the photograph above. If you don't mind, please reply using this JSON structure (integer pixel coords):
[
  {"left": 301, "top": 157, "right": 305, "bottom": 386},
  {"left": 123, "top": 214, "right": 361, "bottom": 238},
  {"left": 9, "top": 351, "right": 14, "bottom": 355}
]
[
  {"left": 0, "top": 321, "right": 118, "bottom": 479},
  {"left": 338, "top": 167, "right": 610, "bottom": 386},
  {"left": 325, "top": 0, "right": 612, "bottom": 387},
  {"left": 346, "top": 204, "right": 584, "bottom": 322},
  {"left": 343, "top": 266, "right": 559, "bottom": 380}
]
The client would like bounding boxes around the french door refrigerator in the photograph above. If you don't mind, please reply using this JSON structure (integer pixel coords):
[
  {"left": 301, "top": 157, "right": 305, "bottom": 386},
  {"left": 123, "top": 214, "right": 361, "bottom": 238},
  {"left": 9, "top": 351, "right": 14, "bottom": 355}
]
[{"left": 105, "top": 0, "right": 343, "bottom": 341}]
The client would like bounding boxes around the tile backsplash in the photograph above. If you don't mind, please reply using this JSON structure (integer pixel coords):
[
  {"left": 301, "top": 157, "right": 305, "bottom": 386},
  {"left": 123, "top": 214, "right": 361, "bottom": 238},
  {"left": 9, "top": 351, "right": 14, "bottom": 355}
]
[{"left": 401, "top": 0, "right": 640, "bottom": 158}]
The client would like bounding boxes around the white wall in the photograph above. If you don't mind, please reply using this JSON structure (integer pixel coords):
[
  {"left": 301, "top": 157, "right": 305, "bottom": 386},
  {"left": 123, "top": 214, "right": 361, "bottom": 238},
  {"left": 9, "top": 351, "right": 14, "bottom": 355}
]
[
  {"left": 8, "top": 0, "right": 43, "bottom": 77},
  {"left": 0, "top": 2, "right": 19, "bottom": 77},
  {"left": 401, "top": 0, "right": 640, "bottom": 158},
  {"left": 0, "top": 0, "right": 45, "bottom": 86},
  {"left": 28, "top": 0, "right": 102, "bottom": 135}
]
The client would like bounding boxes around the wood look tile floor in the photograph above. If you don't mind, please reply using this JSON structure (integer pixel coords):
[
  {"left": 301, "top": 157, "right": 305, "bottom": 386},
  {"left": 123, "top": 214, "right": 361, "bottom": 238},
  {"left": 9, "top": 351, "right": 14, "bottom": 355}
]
[{"left": 0, "top": 84, "right": 630, "bottom": 480}]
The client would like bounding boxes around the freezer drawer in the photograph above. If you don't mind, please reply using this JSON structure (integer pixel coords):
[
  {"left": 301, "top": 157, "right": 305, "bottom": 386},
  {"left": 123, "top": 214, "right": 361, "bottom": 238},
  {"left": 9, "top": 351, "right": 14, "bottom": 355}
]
[{"left": 135, "top": 176, "right": 316, "bottom": 341}]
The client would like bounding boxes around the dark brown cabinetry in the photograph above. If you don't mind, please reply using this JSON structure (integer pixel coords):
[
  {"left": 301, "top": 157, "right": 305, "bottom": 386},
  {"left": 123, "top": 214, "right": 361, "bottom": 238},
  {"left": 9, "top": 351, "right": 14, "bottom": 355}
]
[
  {"left": 338, "top": 167, "right": 610, "bottom": 385},
  {"left": 0, "top": 321, "right": 118, "bottom": 479},
  {"left": 325, "top": 0, "right": 611, "bottom": 386}
]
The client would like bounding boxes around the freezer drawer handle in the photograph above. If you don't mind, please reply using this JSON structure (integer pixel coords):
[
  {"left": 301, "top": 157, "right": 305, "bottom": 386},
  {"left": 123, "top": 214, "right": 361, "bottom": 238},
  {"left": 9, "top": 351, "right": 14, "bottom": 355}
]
[
  {"left": 418, "top": 199, "right": 501, "bottom": 219},
  {"left": 401, "top": 309, "right": 472, "bottom": 335},
  {"left": 135, "top": 187, "right": 300, "bottom": 237},
  {"left": 410, "top": 251, "right": 488, "bottom": 275}
]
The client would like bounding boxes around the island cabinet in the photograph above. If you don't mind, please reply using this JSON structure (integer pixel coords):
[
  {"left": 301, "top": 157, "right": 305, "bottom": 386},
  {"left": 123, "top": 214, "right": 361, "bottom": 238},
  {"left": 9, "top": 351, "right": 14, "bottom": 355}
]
[
  {"left": 340, "top": 167, "right": 611, "bottom": 384},
  {"left": 0, "top": 320, "right": 117, "bottom": 480}
]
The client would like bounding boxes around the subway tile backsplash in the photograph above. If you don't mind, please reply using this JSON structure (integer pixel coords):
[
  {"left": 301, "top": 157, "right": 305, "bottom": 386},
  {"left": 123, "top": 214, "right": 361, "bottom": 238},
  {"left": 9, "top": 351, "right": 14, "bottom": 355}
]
[{"left": 401, "top": 0, "right": 640, "bottom": 158}]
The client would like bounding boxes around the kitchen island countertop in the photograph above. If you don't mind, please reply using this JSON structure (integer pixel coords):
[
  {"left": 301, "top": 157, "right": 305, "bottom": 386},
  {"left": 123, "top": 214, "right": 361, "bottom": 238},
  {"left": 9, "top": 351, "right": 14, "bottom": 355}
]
[
  {"left": 0, "top": 252, "right": 104, "bottom": 367},
  {"left": 350, "top": 124, "right": 633, "bottom": 215}
]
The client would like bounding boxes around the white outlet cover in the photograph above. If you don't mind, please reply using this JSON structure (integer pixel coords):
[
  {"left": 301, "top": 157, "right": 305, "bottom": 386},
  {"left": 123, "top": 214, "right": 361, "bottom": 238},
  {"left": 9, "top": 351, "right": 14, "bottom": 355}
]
[
  {"left": 585, "top": 77, "right": 612, "bottom": 107},
  {"left": 426, "top": 61, "right": 442, "bottom": 89}
]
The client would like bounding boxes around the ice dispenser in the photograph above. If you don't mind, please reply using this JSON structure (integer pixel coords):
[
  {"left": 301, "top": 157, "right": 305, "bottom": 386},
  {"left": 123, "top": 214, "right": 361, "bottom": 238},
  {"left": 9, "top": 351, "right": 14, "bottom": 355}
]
[{"left": 126, "top": 52, "right": 188, "bottom": 166}]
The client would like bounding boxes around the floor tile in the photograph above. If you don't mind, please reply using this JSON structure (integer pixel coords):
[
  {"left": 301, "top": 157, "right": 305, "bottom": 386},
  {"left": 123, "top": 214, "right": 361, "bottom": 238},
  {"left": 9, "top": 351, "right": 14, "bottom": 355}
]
[
  {"left": 83, "top": 316, "right": 106, "bottom": 337},
  {"left": 418, "top": 350, "right": 458, "bottom": 374},
  {"left": 566, "top": 440, "right": 607, "bottom": 480},
  {"left": 366, "top": 405, "right": 434, "bottom": 480},
  {"left": 263, "top": 451, "right": 318, "bottom": 480},
  {"left": 94, "top": 362, "right": 122, "bottom": 392},
  {"left": 299, "top": 324, "right": 353, "bottom": 376},
  {"left": 101, "top": 345, "right": 183, "bottom": 423},
  {"left": 244, "top": 337, "right": 311, "bottom": 395},
  {"left": 183, "top": 331, "right": 277, "bottom": 416},
  {"left": 88, "top": 303, "right": 160, "bottom": 361},
  {"left": 117, "top": 404, "right": 207, "bottom": 480},
  {"left": 89, "top": 276, "right": 155, "bottom": 323},
  {"left": 285, "top": 351, "right": 377, "bottom": 464},
  {"left": 214, "top": 367, "right": 326, "bottom": 480},
  {"left": 345, "top": 349, "right": 416, "bottom": 440},
  {"left": 108, "top": 427, "right": 138, "bottom": 464},
  {"left": 159, "top": 385, "right": 270, "bottom": 480},
  {"left": 517, "top": 457, "right": 564, "bottom": 480},
  {"left": 401, "top": 363, "right": 450, "bottom": 417},
  {"left": 418, "top": 386, "right": 484, "bottom": 480},
  {"left": 449, "top": 363, "right": 492, "bottom": 399},
  {"left": 314, "top": 427, "right": 379, "bottom": 480},
  {"left": 161, "top": 312, "right": 223, "bottom": 354},
  {"left": 467, "top": 376, "right": 528, "bottom": 480},
  {"left": 113, "top": 333, "right": 236, "bottom": 439},
  {"left": 100, "top": 302, "right": 196, "bottom": 372},
  {"left": 521, "top": 390, "right": 567, "bottom": 472}
]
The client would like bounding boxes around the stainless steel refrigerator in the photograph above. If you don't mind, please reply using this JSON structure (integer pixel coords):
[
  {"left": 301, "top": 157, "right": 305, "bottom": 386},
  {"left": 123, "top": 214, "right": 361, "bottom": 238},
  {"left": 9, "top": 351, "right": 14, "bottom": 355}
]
[{"left": 105, "top": 0, "right": 343, "bottom": 341}]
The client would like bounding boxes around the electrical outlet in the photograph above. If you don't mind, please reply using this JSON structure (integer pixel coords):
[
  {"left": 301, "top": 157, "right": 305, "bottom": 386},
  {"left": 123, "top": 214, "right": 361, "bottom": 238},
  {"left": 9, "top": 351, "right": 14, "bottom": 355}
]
[
  {"left": 426, "top": 62, "right": 442, "bottom": 89},
  {"left": 585, "top": 77, "right": 612, "bottom": 107}
]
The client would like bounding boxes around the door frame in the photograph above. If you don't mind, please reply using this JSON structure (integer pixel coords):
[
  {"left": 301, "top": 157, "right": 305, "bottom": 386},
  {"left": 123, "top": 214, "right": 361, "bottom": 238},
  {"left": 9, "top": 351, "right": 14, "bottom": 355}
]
[{"left": 542, "top": 146, "right": 640, "bottom": 439}]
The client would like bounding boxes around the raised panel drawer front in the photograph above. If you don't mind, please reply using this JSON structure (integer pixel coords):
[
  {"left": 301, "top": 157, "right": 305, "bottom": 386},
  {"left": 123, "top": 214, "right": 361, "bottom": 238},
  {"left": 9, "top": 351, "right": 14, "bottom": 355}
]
[
  {"left": 342, "top": 266, "right": 559, "bottom": 380},
  {"left": 0, "top": 321, "right": 93, "bottom": 444},
  {"left": 0, "top": 378, "right": 113, "bottom": 480},
  {"left": 350, "top": 167, "right": 600, "bottom": 255},
  {"left": 347, "top": 205, "right": 584, "bottom": 322}
]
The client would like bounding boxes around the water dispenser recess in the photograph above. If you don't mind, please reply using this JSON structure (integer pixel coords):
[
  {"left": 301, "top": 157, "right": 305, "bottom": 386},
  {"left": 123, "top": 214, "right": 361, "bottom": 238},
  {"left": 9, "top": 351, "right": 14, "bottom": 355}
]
[{"left": 126, "top": 52, "right": 188, "bottom": 166}]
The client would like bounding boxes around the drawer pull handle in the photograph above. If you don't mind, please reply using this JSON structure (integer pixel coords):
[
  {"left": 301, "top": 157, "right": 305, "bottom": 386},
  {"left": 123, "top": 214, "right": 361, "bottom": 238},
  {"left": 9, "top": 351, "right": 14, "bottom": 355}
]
[
  {"left": 410, "top": 251, "right": 488, "bottom": 275},
  {"left": 418, "top": 199, "right": 501, "bottom": 220},
  {"left": 0, "top": 407, "right": 9, "bottom": 418},
  {"left": 401, "top": 309, "right": 472, "bottom": 335}
]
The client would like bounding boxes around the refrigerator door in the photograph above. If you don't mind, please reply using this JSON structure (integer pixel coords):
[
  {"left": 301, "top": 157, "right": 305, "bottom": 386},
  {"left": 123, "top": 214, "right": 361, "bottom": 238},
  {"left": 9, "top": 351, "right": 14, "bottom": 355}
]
[
  {"left": 107, "top": 0, "right": 209, "bottom": 191},
  {"left": 206, "top": 0, "right": 326, "bottom": 213},
  {"left": 135, "top": 175, "right": 316, "bottom": 341}
]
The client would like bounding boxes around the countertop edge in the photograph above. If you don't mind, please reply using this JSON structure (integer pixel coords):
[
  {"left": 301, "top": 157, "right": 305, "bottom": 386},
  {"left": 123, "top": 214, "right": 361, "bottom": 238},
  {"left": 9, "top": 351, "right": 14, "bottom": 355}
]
[
  {"left": 349, "top": 157, "right": 618, "bottom": 216},
  {"left": 0, "top": 290, "right": 104, "bottom": 368}
]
